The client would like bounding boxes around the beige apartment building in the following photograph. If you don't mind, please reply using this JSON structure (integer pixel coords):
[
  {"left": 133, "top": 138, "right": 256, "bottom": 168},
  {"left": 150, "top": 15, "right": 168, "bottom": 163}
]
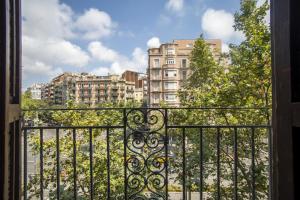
[
  {"left": 27, "top": 83, "right": 45, "bottom": 100},
  {"left": 148, "top": 39, "right": 222, "bottom": 107},
  {"left": 120, "top": 70, "right": 148, "bottom": 104},
  {"left": 41, "top": 71, "right": 146, "bottom": 106},
  {"left": 41, "top": 72, "right": 77, "bottom": 105}
]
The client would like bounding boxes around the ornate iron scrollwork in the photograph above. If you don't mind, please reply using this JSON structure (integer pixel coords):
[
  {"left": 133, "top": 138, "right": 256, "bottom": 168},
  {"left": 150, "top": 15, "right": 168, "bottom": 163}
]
[{"left": 125, "top": 108, "right": 167, "bottom": 199}]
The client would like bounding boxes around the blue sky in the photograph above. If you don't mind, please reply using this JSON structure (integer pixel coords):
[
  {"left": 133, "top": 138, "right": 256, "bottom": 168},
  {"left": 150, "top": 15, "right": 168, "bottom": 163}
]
[{"left": 22, "top": 0, "right": 245, "bottom": 89}]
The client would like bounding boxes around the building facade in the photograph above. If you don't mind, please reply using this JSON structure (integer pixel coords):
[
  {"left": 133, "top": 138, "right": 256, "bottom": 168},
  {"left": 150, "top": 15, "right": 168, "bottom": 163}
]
[
  {"left": 147, "top": 39, "right": 222, "bottom": 107},
  {"left": 75, "top": 74, "right": 131, "bottom": 105},
  {"left": 27, "top": 83, "right": 44, "bottom": 100},
  {"left": 41, "top": 73, "right": 77, "bottom": 105},
  {"left": 122, "top": 71, "right": 148, "bottom": 104},
  {"left": 38, "top": 71, "right": 147, "bottom": 106}
]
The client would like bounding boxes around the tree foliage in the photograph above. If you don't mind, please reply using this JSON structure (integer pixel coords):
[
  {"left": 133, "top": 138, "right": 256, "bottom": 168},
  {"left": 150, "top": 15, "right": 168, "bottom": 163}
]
[
  {"left": 173, "top": 0, "right": 271, "bottom": 199},
  {"left": 23, "top": 98, "right": 143, "bottom": 199}
]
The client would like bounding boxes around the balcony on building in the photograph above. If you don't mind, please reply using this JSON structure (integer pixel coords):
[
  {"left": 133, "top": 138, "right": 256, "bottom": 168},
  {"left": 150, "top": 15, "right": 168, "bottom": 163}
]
[{"left": 111, "top": 85, "right": 119, "bottom": 90}]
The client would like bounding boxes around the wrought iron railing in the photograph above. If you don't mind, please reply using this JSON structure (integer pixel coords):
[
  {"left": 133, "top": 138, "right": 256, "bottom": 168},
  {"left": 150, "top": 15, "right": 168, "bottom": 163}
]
[{"left": 22, "top": 107, "right": 272, "bottom": 200}]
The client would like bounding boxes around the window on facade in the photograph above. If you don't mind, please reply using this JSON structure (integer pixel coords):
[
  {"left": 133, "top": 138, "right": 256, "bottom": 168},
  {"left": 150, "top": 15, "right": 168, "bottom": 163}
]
[
  {"left": 167, "top": 48, "right": 175, "bottom": 55},
  {"left": 152, "top": 70, "right": 160, "bottom": 78},
  {"left": 182, "top": 59, "right": 187, "bottom": 68},
  {"left": 165, "top": 94, "right": 176, "bottom": 101},
  {"left": 167, "top": 59, "right": 175, "bottom": 64},
  {"left": 182, "top": 71, "right": 187, "bottom": 80},
  {"left": 152, "top": 82, "right": 160, "bottom": 91},
  {"left": 153, "top": 94, "right": 160, "bottom": 103},
  {"left": 165, "top": 82, "right": 177, "bottom": 90},
  {"left": 154, "top": 59, "right": 160, "bottom": 68},
  {"left": 165, "top": 70, "right": 177, "bottom": 77}
]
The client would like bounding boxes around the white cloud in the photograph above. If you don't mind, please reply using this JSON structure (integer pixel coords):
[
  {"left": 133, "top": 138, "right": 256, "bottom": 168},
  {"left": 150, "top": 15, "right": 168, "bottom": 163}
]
[
  {"left": 131, "top": 47, "right": 148, "bottom": 68},
  {"left": 22, "top": 57, "right": 63, "bottom": 81},
  {"left": 22, "top": 0, "right": 97, "bottom": 84},
  {"left": 89, "top": 42, "right": 147, "bottom": 75},
  {"left": 88, "top": 41, "right": 119, "bottom": 63},
  {"left": 108, "top": 47, "right": 147, "bottom": 74},
  {"left": 166, "top": 0, "right": 184, "bottom": 12},
  {"left": 23, "top": 36, "right": 89, "bottom": 68},
  {"left": 22, "top": 0, "right": 144, "bottom": 88},
  {"left": 201, "top": 9, "right": 244, "bottom": 42},
  {"left": 22, "top": 0, "right": 118, "bottom": 84},
  {"left": 75, "top": 8, "right": 116, "bottom": 40},
  {"left": 23, "top": 0, "right": 75, "bottom": 39},
  {"left": 147, "top": 37, "right": 161, "bottom": 49},
  {"left": 23, "top": 1, "right": 116, "bottom": 41}
]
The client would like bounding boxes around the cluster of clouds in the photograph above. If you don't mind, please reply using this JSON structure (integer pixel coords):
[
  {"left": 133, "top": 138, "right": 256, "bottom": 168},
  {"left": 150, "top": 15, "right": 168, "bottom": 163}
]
[
  {"left": 163, "top": 0, "right": 245, "bottom": 53},
  {"left": 23, "top": 0, "right": 184, "bottom": 83},
  {"left": 163, "top": 0, "right": 270, "bottom": 53},
  {"left": 147, "top": 37, "right": 161, "bottom": 49},
  {"left": 201, "top": 9, "right": 244, "bottom": 43},
  {"left": 88, "top": 42, "right": 147, "bottom": 75},
  {"left": 23, "top": 0, "right": 149, "bottom": 83},
  {"left": 201, "top": 9, "right": 245, "bottom": 53},
  {"left": 201, "top": 0, "right": 270, "bottom": 53},
  {"left": 23, "top": 0, "right": 267, "bottom": 86},
  {"left": 164, "top": 1, "right": 267, "bottom": 54}
]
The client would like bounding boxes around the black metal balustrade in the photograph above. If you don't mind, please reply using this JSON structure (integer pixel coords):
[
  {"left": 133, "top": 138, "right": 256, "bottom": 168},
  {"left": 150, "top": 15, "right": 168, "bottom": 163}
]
[{"left": 22, "top": 107, "right": 272, "bottom": 200}]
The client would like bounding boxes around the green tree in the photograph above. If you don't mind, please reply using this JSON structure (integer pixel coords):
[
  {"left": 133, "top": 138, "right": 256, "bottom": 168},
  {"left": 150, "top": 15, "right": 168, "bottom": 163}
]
[
  {"left": 22, "top": 91, "right": 48, "bottom": 110},
  {"left": 24, "top": 101, "right": 127, "bottom": 199},
  {"left": 174, "top": 0, "right": 271, "bottom": 199}
]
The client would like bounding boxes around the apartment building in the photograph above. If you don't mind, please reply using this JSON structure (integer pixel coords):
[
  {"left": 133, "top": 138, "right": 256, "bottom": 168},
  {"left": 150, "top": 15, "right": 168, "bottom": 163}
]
[
  {"left": 76, "top": 73, "right": 133, "bottom": 105},
  {"left": 41, "top": 73, "right": 77, "bottom": 105},
  {"left": 137, "top": 75, "right": 148, "bottom": 104},
  {"left": 26, "top": 83, "right": 44, "bottom": 100},
  {"left": 38, "top": 71, "right": 146, "bottom": 106},
  {"left": 53, "top": 73, "right": 77, "bottom": 105},
  {"left": 148, "top": 39, "right": 222, "bottom": 107},
  {"left": 122, "top": 70, "right": 148, "bottom": 104},
  {"left": 41, "top": 83, "right": 54, "bottom": 103}
]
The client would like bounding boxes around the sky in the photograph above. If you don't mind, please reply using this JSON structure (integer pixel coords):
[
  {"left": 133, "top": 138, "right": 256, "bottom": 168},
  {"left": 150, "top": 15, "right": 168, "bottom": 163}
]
[{"left": 22, "top": 0, "right": 247, "bottom": 89}]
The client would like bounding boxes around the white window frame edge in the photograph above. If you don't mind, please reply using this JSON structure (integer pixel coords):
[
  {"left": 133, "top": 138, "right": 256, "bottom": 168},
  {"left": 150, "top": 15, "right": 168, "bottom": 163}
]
[
  {"left": 181, "top": 59, "right": 187, "bottom": 68},
  {"left": 154, "top": 58, "right": 160, "bottom": 68}
]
